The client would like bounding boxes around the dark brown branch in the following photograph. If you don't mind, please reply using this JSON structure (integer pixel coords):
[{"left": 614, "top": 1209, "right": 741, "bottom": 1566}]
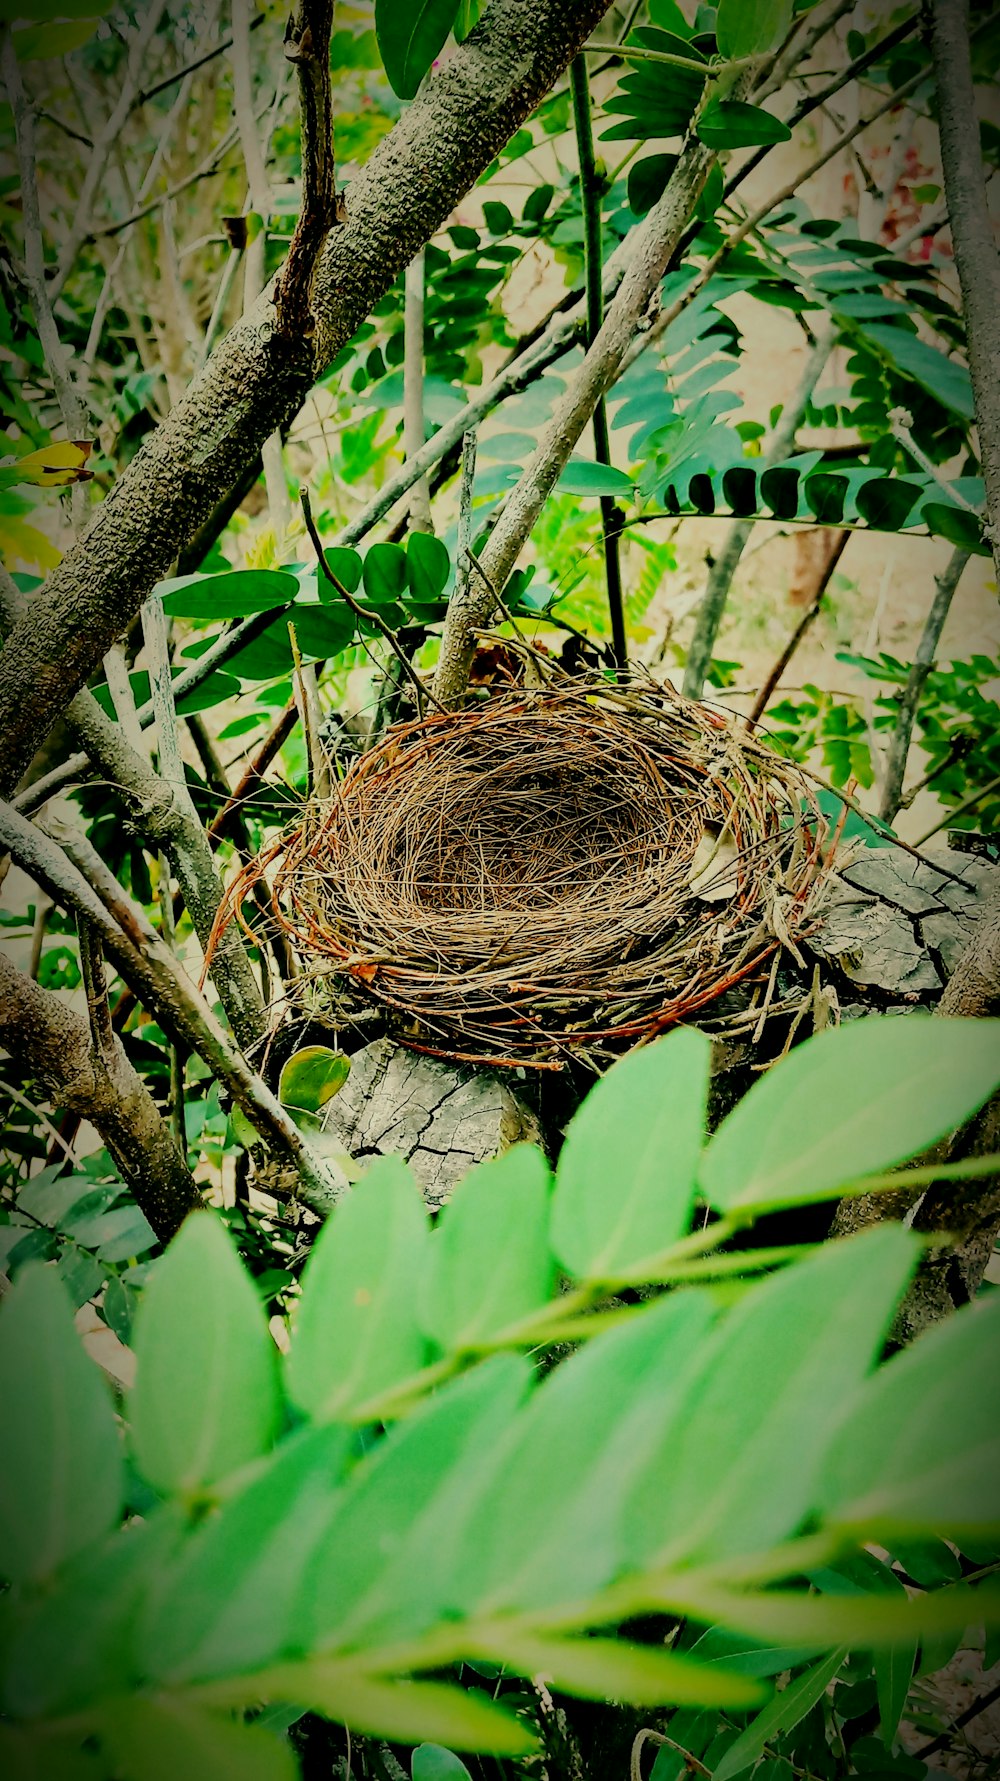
[
  {"left": 277, "top": 0, "right": 338, "bottom": 336},
  {"left": 135, "top": 13, "right": 264, "bottom": 109},
  {"left": 930, "top": 0, "right": 1000, "bottom": 584},
  {"left": 746, "top": 532, "right": 849, "bottom": 728},
  {"left": 0, "top": 949, "right": 201, "bottom": 1241}
]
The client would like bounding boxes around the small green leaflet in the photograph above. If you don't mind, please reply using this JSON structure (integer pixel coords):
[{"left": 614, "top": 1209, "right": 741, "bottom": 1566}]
[
  {"left": 129, "top": 1214, "right": 281, "bottom": 1496},
  {"left": 557, "top": 457, "right": 635, "bottom": 498},
  {"left": 407, "top": 530, "right": 451, "bottom": 601},
  {"left": 277, "top": 1047, "right": 350, "bottom": 1117},
  {"left": 375, "top": 0, "right": 460, "bottom": 100},
  {"left": 862, "top": 322, "right": 976, "bottom": 421},
  {"left": 412, "top": 1749, "right": 473, "bottom": 1781},
  {"left": 710, "top": 1648, "right": 847, "bottom": 1781},
  {"left": 159, "top": 569, "right": 299, "bottom": 621},
  {"left": 698, "top": 102, "right": 792, "bottom": 148},
  {"left": 716, "top": 0, "right": 793, "bottom": 59},
  {"left": 0, "top": 1264, "right": 122, "bottom": 1584},
  {"left": 419, "top": 1145, "right": 554, "bottom": 1352}
]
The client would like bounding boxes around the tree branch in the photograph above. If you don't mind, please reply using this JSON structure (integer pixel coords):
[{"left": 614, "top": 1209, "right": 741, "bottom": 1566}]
[
  {"left": 0, "top": 800, "right": 343, "bottom": 1212},
  {"left": 276, "top": 0, "right": 338, "bottom": 336},
  {"left": 0, "top": 0, "right": 614, "bottom": 797},
  {"left": 0, "top": 949, "right": 201, "bottom": 1241},
  {"left": 878, "top": 546, "right": 970, "bottom": 825},
  {"left": 403, "top": 249, "right": 434, "bottom": 533},
  {"left": 930, "top": 0, "right": 1000, "bottom": 585}
]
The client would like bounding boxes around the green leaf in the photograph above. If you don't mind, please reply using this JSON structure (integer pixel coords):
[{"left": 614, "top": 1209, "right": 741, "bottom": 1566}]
[
  {"left": 129, "top": 1213, "right": 281, "bottom": 1496},
  {"left": 654, "top": 1576, "right": 1000, "bottom": 1650},
  {"left": 305, "top": 1356, "right": 528, "bottom": 1650},
  {"left": 137, "top": 1422, "right": 351, "bottom": 1686},
  {"left": 2, "top": 1509, "right": 184, "bottom": 1718},
  {"left": 16, "top": 1171, "right": 92, "bottom": 1228},
  {"left": 818, "top": 1293, "right": 1000, "bottom": 1537},
  {"left": 716, "top": 0, "right": 793, "bottom": 57},
  {"left": 551, "top": 1027, "right": 711, "bottom": 1281},
  {"left": 419, "top": 1145, "right": 553, "bottom": 1352},
  {"left": 98, "top": 1696, "right": 297, "bottom": 1781},
  {"left": 69, "top": 1203, "right": 157, "bottom": 1264},
  {"left": 711, "top": 1649, "right": 847, "bottom": 1781},
  {"left": 557, "top": 457, "right": 634, "bottom": 498},
  {"left": 13, "top": 16, "right": 99, "bottom": 58},
  {"left": 698, "top": 101, "right": 792, "bottom": 148},
  {"left": 0, "top": 1263, "right": 122, "bottom": 1583},
  {"left": 412, "top": 1750, "right": 473, "bottom": 1781},
  {"left": 699, "top": 1014, "right": 1000, "bottom": 1214},
  {"left": 375, "top": 0, "right": 460, "bottom": 99},
  {"left": 160, "top": 569, "right": 299, "bottom": 621},
  {"left": 453, "top": 1293, "right": 716, "bottom": 1618},
  {"left": 470, "top": 1632, "right": 766, "bottom": 1708},
  {"left": 318, "top": 547, "right": 363, "bottom": 597},
  {"left": 278, "top": 1046, "right": 350, "bottom": 1116},
  {"left": 862, "top": 323, "right": 975, "bottom": 421},
  {"left": 875, "top": 1631, "right": 916, "bottom": 1747},
  {"left": 628, "top": 153, "right": 679, "bottom": 215},
  {"left": 285, "top": 1155, "right": 429, "bottom": 1422},
  {"left": 234, "top": 1664, "right": 537, "bottom": 1756},
  {"left": 624, "top": 1226, "right": 918, "bottom": 1570},
  {"left": 362, "top": 540, "right": 409, "bottom": 602},
  {"left": 407, "top": 530, "right": 451, "bottom": 601}
]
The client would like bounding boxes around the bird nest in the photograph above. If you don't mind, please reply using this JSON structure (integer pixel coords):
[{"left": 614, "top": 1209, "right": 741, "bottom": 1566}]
[{"left": 218, "top": 679, "right": 831, "bottom": 1070}]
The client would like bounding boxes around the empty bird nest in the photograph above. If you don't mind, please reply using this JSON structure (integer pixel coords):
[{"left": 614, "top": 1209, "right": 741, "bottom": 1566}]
[{"left": 214, "top": 676, "right": 833, "bottom": 1070}]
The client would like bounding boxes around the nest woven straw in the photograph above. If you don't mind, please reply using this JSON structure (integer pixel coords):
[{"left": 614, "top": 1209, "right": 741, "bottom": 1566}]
[{"left": 228, "top": 680, "right": 827, "bottom": 1069}]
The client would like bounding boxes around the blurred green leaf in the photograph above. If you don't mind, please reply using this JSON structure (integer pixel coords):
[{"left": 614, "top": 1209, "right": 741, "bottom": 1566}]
[{"left": 419, "top": 1145, "right": 553, "bottom": 1351}]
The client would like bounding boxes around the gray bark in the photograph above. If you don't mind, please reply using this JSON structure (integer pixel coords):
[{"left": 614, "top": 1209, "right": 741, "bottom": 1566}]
[
  {"left": 0, "top": 951, "right": 201, "bottom": 1240},
  {"left": 0, "top": 0, "right": 614, "bottom": 796},
  {"left": 878, "top": 547, "right": 970, "bottom": 825}
]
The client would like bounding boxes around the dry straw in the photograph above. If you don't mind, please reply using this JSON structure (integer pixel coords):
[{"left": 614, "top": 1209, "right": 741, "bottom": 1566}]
[{"left": 211, "top": 676, "right": 830, "bottom": 1070}]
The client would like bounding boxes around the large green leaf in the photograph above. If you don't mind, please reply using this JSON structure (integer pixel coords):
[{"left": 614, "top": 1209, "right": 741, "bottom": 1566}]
[
  {"left": 2, "top": 1510, "right": 184, "bottom": 1719},
  {"left": 98, "top": 1696, "right": 297, "bottom": 1781},
  {"left": 375, "top": 0, "right": 460, "bottom": 99},
  {"left": 285, "top": 1155, "right": 429, "bottom": 1423},
  {"left": 304, "top": 1356, "right": 529, "bottom": 1650},
  {"left": 137, "top": 1423, "right": 351, "bottom": 1685},
  {"left": 419, "top": 1145, "right": 554, "bottom": 1352},
  {"left": 700, "top": 1014, "right": 1000, "bottom": 1214},
  {"left": 453, "top": 1292, "right": 717, "bottom": 1617},
  {"left": 551, "top": 1026, "right": 711, "bottom": 1281},
  {"left": 716, "top": 0, "right": 793, "bottom": 57},
  {"left": 229, "top": 1664, "right": 537, "bottom": 1756},
  {"left": 467, "top": 1631, "right": 766, "bottom": 1708},
  {"left": 0, "top": 1264, "right": 122, "bottom": 1583},
  {"left": 129, "top": 1214, "right": 281, "bottom": 1497},
  {"left": 624, "top": 1226, "right": 917, "bottom": 1569},
  {"left": 711, "top": 1649, "right": 847, "bottom": 1781},
  {"left": 412, "top": 1750, "right": 472, "bottom": 1781},
  {"left": 818, "top": 1293, "right": 1000, "bottom": 1536},
  {"left": 697, "top": 101, "right": 791, "bottom": 148},
  {"left": 159, "top": 569, "right": 299, "bottom": 621}
]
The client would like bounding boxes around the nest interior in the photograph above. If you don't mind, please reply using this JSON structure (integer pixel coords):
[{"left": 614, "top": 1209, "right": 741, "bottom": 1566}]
[{"left": 237, "top": 683, "right": 827, "bottom": 1068}]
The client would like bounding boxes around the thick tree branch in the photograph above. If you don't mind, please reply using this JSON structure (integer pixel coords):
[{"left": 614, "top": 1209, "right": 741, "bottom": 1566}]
[
  {"left": 0, "top": 0, "right": 613, "bottom": 797},
  {"left": 0, "top": 801, "right": 343, "bottom": 1213},
  {"left": 930, "top": 0, "right": 1000, "bottom": 584},
  {"left": 0, "top": 949, "right": 201, "bottom": 1241}
]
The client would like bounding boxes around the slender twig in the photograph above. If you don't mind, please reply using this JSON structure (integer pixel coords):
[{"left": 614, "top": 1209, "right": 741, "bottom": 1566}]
[
  {"left": 156, "top": 853, "right": 187, "bottom": 1151},
  {"left": 208, "top": 699, "right": 298, "bottom": 839},
  {"left": 300, "top": 487, "right": 444, "bottom": 715},
  {"left": 27, "top": 896, "right": 51, "bottom": 981},
  {"left": 746, "top": 531, "right": 850, "bottom": 727},
  {"left": 879, "top": 546, "right": 970, "bottom": 824},
  {"left": 914, "top": 1679, "right": 1000, "bottom": 1758},
  {"left": 135, "top": 13, "right": 264, "bottom": 108},
  {"left": 570, "top": 54, "right": 626, "bottom": 672},
  {"left": 50, "top": 1, "right": 167, "bottom": 297},
  {"left": 93, "top": 120, "right": 244, "bottom": 238}
]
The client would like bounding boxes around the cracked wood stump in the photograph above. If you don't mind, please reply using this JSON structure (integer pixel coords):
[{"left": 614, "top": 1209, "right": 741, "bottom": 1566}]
[{"left": 321, "top": 1037, "right": 543, "bottom": 1210}]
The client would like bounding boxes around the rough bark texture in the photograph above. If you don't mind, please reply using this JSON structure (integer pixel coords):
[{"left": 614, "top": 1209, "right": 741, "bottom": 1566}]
[
  {"left": 0, "top": 0, "right": 614, "bottom": 795},
  {"left": 321, "top": 1038, "right": 543, "bottom": 1207},
  {"left": 930, "top": 0, "right": 1000, "bottom": 583},
  {"left": 0, "top": 951, "right": 201, "bottom": 1240}
]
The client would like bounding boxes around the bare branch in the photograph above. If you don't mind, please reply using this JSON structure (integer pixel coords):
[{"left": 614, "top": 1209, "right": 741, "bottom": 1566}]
[
  {"left": 277, "top": 0, "right": 338, "bottom": 336},
  {"left": 0, "top": 0, "right": 615, "bottom": 796},
  {"left": 0, "top": 948, "right": 200, "bottom": 1240},
  {"left": 878, "top": 547, "right": 971, "bottom": 825},
  {"left": 403, "top": 250, "right": 434, "bottom": 533},
  {"left": 930, "top": 0, "right": 1000, "bottom": 584}
]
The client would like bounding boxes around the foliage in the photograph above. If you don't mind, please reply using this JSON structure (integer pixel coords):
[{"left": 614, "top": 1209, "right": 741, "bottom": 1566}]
[{"left": 3, "top": 1016, "right": 1000, "bottom": 1778}]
